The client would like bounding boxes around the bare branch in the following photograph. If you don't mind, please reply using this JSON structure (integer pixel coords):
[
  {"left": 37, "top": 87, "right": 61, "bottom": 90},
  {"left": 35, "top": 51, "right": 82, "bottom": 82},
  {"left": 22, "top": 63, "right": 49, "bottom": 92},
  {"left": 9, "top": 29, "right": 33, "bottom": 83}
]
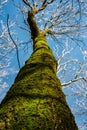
[
  {"left": 22, "top": 0, "right": 33, "bottom": 8},
  {"left": 7, "top": 15, "right": 21, "bottom": 69},
  {"left": 62, "top": 77, "right": 83, "bottom": 86},
  {"left": 38, "top": 0, "right": 55, "bottom": 12}
]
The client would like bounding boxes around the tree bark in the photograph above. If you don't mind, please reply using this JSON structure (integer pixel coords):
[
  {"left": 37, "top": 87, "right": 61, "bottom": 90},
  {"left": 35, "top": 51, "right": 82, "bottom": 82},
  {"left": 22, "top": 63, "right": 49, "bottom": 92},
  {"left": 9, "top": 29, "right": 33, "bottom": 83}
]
[{"left": 0, "top": 10, "right": 78, "bottom": 130}]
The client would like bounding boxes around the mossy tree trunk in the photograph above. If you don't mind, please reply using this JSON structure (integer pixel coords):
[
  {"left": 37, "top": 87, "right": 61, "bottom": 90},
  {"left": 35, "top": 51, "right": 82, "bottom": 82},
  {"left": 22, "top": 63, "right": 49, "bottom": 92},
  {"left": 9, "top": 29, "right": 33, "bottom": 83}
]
[{"left": 0, "top": 10, "right": 78, "bottom": 130}]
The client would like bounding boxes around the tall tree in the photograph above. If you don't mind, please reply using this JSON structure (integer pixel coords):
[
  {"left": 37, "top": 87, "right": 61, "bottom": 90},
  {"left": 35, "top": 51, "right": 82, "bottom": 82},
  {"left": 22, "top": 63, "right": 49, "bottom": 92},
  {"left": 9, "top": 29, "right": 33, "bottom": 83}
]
[{"left": 0, "top": 0, "right": 87, "bottom": 129}]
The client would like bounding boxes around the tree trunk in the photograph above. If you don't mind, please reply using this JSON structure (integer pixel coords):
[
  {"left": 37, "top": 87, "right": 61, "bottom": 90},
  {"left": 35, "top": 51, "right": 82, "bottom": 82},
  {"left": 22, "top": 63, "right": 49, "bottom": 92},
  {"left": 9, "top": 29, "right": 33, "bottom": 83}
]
[
  {"left": 0, "top": 10, "right": 78, "bottom": 129},
  {"left": 0, "top": 35, "right": 78, "bottom": 130}
]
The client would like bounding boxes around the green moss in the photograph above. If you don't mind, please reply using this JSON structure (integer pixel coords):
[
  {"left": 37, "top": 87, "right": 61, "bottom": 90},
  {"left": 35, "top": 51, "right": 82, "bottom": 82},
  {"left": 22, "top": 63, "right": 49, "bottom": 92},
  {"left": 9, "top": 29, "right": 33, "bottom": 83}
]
[
  {"left": 0, "top": 36, "right": 78, "bottom": 130},
  {"left": 33, "top": 36, "right": 48, "bottom": 50}
]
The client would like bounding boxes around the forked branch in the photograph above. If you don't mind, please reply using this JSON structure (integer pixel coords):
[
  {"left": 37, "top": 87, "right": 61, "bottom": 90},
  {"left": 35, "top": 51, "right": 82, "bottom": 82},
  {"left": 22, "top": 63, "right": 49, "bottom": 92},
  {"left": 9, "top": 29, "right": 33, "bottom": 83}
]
[
  {"left": 38, "top": 0, "right": 55, "bottom": 12},
  {"left": 22, "top": 0, "right": 33, "bottom": 8}
]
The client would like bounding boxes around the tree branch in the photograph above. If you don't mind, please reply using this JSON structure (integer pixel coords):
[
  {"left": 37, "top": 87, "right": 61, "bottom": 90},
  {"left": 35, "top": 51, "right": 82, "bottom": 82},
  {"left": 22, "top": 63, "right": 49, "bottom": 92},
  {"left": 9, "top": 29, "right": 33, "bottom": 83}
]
[
  {"left": 27, "top": 10, "right": 40, "bottom": 40},
  {"left": 38, "top": 0, "right": 55, "bottom": 12},
  {"left": 62, "top": 77, "right": 83, "bottom": 86},
  {"left": 7, "top": 15, "right": 21, "bottom": 69},
  {"left": 22, "top": 0, "right": 33, "bottom": 8}
]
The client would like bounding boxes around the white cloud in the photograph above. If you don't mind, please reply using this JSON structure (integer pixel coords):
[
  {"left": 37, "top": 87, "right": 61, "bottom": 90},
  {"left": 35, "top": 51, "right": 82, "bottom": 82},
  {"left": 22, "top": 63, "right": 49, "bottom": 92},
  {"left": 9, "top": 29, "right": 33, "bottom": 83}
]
[
  {"left": 83, "top": 51, "right": 87, "bottom": 55},
  {"left": 0, "top": 70, "right": 8, "bottom": 77},
  {"left": 2, "top": 82, "right": 8, "bottom": 88}
]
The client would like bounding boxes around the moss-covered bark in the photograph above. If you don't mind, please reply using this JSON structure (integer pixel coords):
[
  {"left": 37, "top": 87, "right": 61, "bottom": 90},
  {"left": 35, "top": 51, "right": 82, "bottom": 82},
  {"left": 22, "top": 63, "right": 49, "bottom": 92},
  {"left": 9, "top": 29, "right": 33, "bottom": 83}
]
[
  {"left": 0, "top": 35, "right": 78, "bottom": 130},
  {"left": 0, "top": 9, "right": 78, "bottom": 130}
]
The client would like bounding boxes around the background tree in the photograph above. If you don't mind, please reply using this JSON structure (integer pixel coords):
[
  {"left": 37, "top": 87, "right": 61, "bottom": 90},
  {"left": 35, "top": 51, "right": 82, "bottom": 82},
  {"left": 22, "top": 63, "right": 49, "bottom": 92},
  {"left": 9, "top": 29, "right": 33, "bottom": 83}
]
[{"left": 0, "top": 0, "right": 87, "bottom": 129}]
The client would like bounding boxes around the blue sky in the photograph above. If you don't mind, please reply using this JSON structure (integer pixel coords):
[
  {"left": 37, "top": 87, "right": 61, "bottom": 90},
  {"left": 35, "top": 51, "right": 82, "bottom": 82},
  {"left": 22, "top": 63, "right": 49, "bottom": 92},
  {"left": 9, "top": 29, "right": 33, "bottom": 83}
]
[{"left": 0, "top": 0, "right": 87, "bottom": 129}]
